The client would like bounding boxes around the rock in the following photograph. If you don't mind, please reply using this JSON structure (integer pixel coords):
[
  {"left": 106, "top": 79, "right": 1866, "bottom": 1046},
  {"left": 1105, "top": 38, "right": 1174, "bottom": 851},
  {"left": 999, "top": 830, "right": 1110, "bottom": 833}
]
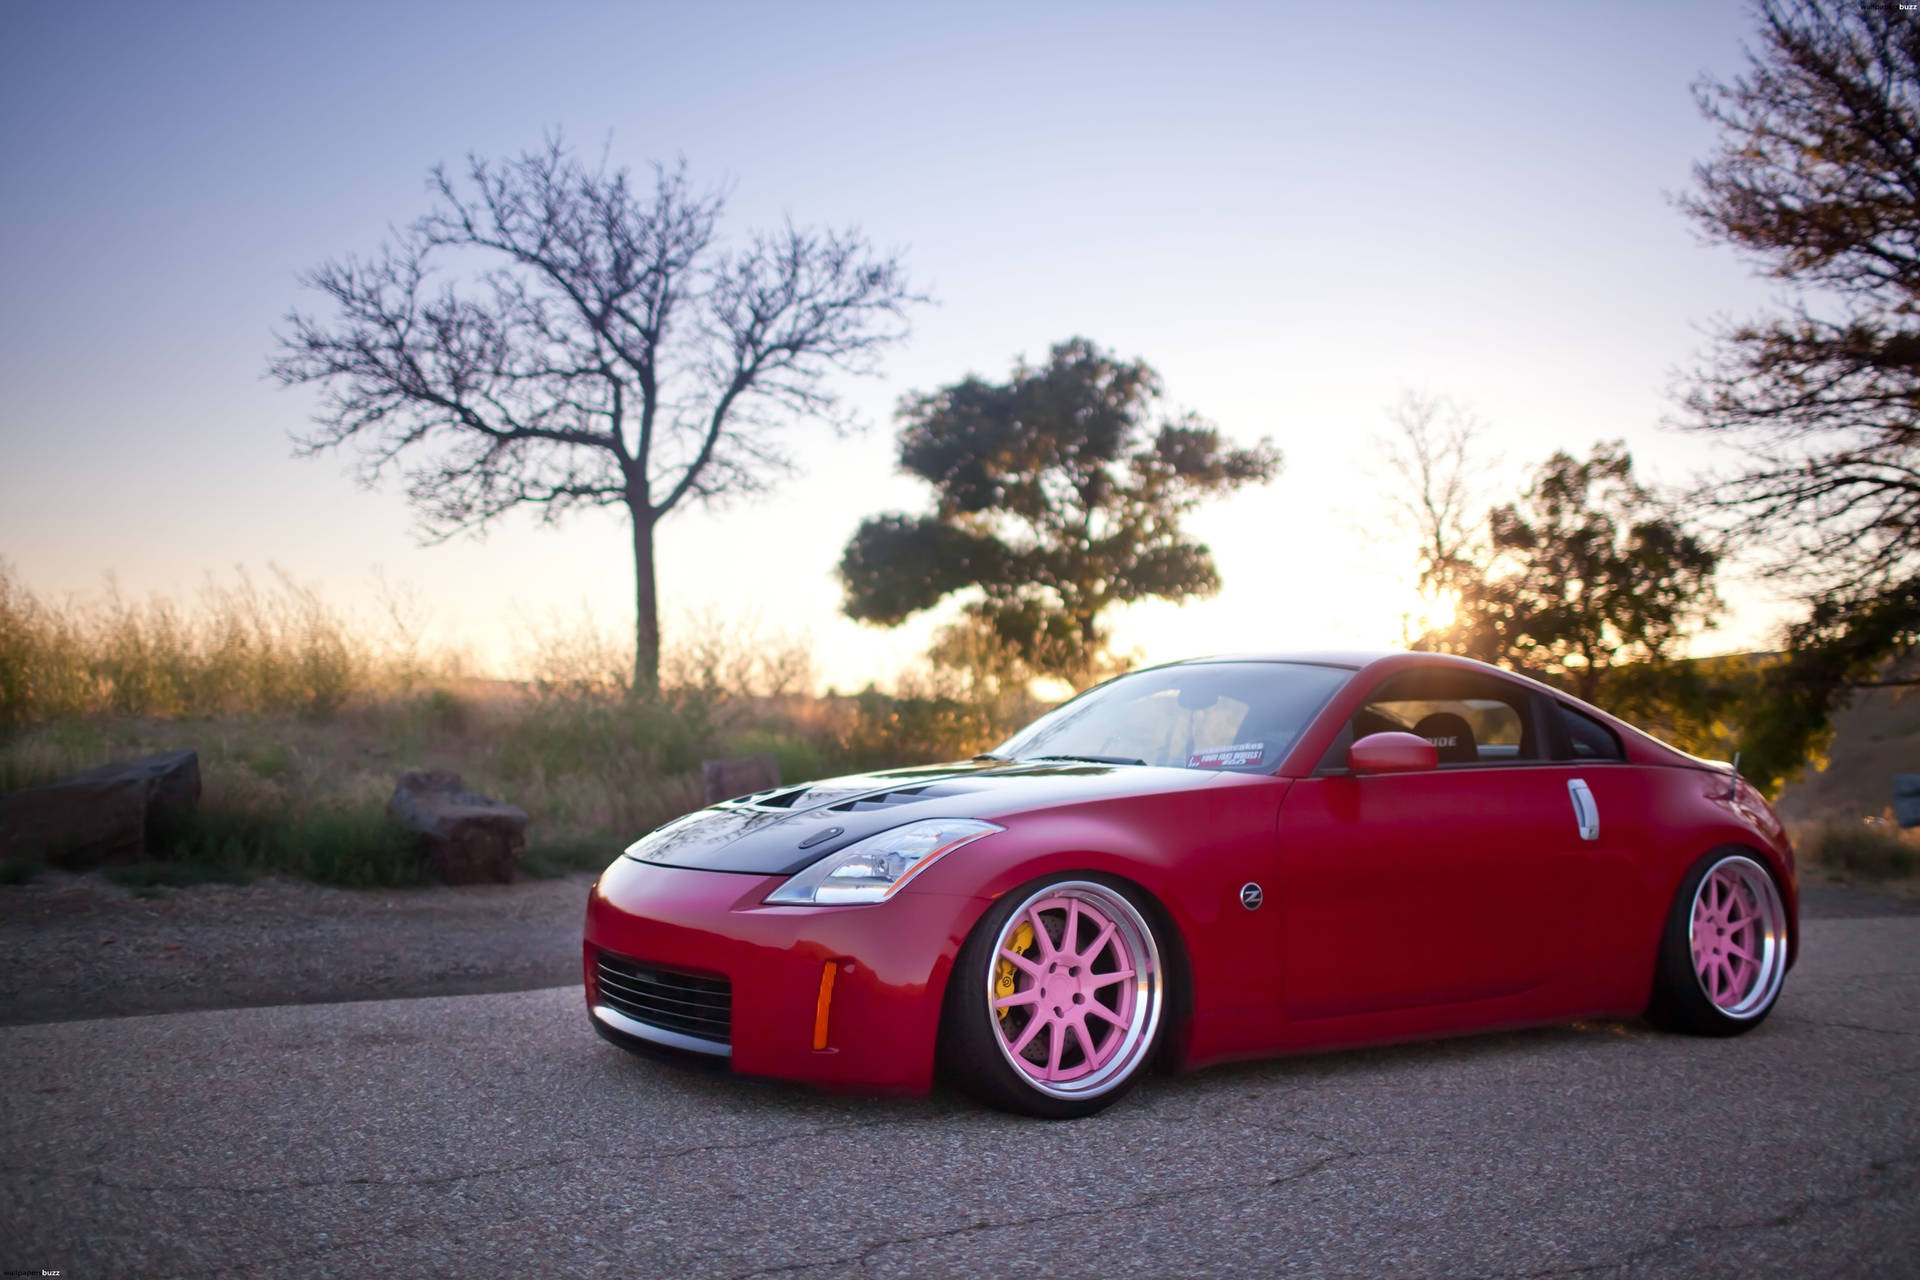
[
  {"left": 387, "top": 770, "right": 526, "bottom": 884},
  {"left": 0, "top": 749, "right": 201, "bottom": 867},
  {"left": 0, "top": 773, "right": 147, "bottom": 866},
  {"left": 702, "top": 753, "right": 781, "bottom": 805},
  {"left": 136, "top": 749, "right": 202, "bottom": 840}
]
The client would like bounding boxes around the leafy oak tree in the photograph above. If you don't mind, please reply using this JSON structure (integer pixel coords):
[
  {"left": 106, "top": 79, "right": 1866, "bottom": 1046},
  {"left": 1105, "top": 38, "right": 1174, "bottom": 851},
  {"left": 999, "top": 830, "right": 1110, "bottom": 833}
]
[
  {"left": 1421, "top": 443, "right": 1723, "bottom": 704},
  {"left": 838, "top": 339, "right": 1281, "bottom": 683},
  {"left": 1680, "top": 0, "right": 1920, "bottom": 783},
  {"left": 271, "top": 138, "right": 921, "bottom": 693}
]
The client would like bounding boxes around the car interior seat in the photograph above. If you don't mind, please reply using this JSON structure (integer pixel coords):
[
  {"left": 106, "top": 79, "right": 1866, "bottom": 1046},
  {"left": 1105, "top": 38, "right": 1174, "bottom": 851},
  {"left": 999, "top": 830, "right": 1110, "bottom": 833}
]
[{"left": 1411, "top": 711, "right": 1478, "bottom": 765}]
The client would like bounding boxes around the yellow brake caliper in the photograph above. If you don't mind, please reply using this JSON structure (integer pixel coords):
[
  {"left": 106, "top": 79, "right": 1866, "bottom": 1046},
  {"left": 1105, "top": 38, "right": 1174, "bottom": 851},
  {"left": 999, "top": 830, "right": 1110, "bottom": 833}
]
[{"left": 995, "top": 919, "right": 1036, "bottom": 1019}]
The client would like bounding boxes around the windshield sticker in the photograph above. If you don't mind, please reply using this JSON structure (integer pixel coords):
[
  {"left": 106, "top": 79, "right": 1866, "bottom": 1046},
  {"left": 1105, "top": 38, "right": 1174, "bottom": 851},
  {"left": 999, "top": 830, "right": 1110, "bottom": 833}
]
[{"left": 1188, "top": 742, "right": 1265, "bottom": 768}]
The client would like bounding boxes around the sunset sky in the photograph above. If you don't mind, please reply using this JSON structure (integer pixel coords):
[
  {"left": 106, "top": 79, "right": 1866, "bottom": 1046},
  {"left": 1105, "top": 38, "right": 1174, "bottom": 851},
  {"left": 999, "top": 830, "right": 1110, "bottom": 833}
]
[{"left": 0, "top": 1, "right": 1791, "bottom": 690}]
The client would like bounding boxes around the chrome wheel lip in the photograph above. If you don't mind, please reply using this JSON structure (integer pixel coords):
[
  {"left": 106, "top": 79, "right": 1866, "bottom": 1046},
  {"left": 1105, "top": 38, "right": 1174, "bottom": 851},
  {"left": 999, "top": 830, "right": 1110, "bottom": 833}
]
[
  {"left": 985, "top": 879, "right": 1163, "bottom": 1101},
  {"left": 1687, "top": 854, "right": 1788, "bottom": 1021}
]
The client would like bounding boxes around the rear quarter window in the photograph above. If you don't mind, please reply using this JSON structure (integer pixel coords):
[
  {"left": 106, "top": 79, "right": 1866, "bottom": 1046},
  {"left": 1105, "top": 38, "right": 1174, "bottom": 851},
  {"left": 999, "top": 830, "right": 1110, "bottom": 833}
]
[{"left": 1556, "top": 703, "right": 1625, "bottom": 762}]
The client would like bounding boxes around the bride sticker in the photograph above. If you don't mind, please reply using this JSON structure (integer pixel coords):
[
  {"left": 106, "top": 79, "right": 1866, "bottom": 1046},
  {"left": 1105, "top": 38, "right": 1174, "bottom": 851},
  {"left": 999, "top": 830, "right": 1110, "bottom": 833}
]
[{"left": 1188, "top": 742, "right": 1265, "bottom": 768}]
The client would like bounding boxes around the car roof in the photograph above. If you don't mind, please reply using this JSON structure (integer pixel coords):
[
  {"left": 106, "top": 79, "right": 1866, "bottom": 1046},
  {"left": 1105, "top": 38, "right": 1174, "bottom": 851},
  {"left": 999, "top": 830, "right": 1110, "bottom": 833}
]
[
  {"left": 1165, "top": 650, "right": 1397, "bottom": 671},
  {"left": 1157, "top": 649, "right": 1701, "bottom": 770}
]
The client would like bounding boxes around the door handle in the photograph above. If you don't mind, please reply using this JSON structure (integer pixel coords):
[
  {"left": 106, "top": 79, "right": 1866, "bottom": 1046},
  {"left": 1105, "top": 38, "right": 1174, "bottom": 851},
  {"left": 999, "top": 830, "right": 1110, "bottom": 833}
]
[{"left": 1567, "top": 778, "right": 1599, "bottom": 842}]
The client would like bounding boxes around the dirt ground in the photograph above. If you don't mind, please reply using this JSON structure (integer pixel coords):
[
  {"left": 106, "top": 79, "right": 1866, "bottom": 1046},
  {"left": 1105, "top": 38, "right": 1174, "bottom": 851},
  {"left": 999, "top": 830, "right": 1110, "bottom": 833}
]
[
  {"left": 1, "top": 863, "right": 1913, "bottom": 1028},
  {"left": 0, "top": 869, "right": 598, "bottom": 1027}
]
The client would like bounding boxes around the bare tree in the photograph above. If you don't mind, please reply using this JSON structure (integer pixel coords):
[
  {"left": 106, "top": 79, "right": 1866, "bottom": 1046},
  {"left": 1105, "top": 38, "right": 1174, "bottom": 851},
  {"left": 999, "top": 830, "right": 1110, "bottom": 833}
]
[
  {"left": 1676, "top": 0, "right": 1920, "bottom": 782},
  {"left": 1680, "top": 0, "right": 1920, "bottom": 595},
  {"left": 1375, "top": 392, "right": 1494, "bottom": 636},
  {"left": 271, "top": 138, "right": 924, "bottom": 693}
]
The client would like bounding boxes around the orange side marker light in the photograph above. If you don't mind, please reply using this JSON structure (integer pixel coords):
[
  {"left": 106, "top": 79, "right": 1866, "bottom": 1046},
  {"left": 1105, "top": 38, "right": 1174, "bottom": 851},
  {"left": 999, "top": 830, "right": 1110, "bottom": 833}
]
[{"left": 812, "top": 960, "right": 838, "bottom": 1051}]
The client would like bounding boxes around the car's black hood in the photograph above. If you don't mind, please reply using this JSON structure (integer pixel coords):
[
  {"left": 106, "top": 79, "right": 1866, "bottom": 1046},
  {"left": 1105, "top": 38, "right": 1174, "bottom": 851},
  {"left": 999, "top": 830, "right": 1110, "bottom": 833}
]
[{"left": 622, "top": 758, "right": 1221, "bottom": 876}]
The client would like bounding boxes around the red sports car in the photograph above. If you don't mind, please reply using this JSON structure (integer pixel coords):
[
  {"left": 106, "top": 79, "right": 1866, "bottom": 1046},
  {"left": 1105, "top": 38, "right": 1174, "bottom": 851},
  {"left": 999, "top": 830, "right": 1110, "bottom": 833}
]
[{"left": 584, "top": 652, "right": 1796, "bottom": 1117}]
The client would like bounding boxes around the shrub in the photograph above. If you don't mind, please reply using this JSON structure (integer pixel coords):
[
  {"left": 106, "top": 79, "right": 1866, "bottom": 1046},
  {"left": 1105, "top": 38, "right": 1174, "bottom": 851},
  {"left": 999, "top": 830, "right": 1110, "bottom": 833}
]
[
  {"left": 815, "top": 686, "right": 1001, "bottom": 774},
  {"left": 422, "top": 687, "right": 474, "bottom": 736},
  {"left": 727, "top": 729, "right": 822, "bottom": 785},
  {"left": 0, "top": 860, "right": 41, "bottom": 886},
  {"left": 1811, "top": 822, "right": 1919, "bottom": 879}
]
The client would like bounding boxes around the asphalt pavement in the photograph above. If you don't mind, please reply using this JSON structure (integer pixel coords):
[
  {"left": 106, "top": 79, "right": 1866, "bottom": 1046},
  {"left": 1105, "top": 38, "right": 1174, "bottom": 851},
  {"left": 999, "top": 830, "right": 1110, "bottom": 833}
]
[{"left": 3, "top": 916, "right": 1916, "bottom": 1279}]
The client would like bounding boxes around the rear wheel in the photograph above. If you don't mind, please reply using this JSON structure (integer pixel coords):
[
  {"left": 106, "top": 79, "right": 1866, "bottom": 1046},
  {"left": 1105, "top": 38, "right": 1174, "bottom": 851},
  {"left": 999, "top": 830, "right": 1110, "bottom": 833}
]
[
  {"left": 1646, "top": 850, "right": 1789, "bottom": 1035},
  {"left": 942, "top": 875, "right": 1167, "bottom": 1118}
]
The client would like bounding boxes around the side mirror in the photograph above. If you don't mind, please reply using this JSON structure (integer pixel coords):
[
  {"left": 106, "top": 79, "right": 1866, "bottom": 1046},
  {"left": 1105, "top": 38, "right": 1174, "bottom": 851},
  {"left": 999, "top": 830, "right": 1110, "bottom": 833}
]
[{"left": 1349, "top": 731, "right": 1438, "bottom": 775}]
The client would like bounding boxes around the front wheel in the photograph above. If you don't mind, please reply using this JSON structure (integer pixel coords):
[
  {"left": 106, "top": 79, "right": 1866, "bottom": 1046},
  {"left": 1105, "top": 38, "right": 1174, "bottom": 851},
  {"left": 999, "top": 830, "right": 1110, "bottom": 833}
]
[
  {"left": 1646, "top": 850, "right": 1790, "bottom": 1036},
  {"left": 941, "top": 875, "right": 1168, "bottom": 1118}
]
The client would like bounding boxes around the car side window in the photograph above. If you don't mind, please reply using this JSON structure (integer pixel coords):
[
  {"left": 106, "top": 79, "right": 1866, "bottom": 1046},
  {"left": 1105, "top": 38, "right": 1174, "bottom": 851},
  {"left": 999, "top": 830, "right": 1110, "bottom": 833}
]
[
  {"left": 1345, "top": 669, "right": 1540, "bottom": 767},
  {"left": 1555, "top": 703, "right": 1625, "bottom": 762}
]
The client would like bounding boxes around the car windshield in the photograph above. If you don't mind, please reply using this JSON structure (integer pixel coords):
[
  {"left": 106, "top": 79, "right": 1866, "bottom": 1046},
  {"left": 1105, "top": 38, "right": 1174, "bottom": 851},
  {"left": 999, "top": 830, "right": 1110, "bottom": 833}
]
[{"left": 991, "top": 661, "right": 1351, "bottom": 772}]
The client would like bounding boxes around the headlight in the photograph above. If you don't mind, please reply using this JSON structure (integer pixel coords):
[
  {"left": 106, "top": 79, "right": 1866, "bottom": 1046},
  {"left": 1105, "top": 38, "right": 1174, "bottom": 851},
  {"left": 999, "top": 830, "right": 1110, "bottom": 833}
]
[{"left": 765, "top": 818, "right": 1003, "bottom": 905}]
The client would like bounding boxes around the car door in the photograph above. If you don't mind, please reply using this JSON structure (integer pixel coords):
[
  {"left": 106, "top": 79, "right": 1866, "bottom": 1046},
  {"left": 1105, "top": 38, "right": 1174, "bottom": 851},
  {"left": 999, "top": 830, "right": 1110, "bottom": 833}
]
[
  {"left": 1522, "top": 698, "right": 1654, "bottom": 1010},
  {"left": 1275, "top": 666, "right": 1599, "bottom": 1021}
]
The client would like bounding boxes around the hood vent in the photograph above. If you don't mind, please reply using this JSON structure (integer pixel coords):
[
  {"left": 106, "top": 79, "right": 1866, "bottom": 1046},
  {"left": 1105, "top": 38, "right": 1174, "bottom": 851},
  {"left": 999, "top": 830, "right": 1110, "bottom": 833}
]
[
  {"left": 828, "top": 785, "right": 927, "bottom": 813},
  {"left": 720, "top": 778, "right": 987, "bottom": 818},
  {"left": 827, "top": 781, "right": 980, "bottom": 813},
  {"left": 730, "top": 786, "right": 813, "bottom": 810}
]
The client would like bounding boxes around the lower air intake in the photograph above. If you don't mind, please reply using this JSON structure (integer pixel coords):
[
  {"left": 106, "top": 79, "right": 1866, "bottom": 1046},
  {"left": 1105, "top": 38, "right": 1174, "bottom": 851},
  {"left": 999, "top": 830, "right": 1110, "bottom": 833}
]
[{"left": 594, "top": 951, "right": 731, "bottom": 1047}]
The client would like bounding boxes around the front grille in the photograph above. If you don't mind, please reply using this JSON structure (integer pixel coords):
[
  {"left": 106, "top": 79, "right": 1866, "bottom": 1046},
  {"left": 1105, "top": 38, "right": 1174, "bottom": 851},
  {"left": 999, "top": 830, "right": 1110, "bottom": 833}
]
[{"left": 594, "top": 951, "right": 731, "bottom": 1046}]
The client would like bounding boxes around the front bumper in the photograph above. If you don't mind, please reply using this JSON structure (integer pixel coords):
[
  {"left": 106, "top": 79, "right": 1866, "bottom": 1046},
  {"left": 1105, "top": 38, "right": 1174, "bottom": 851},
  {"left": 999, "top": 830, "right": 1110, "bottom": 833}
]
[{"left": 583, "top": 856, "right": 987, "bottom": 1094}]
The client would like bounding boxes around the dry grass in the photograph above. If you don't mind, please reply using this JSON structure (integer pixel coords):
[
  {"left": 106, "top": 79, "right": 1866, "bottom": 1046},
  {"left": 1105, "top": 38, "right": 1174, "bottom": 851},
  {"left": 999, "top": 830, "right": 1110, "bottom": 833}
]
[
  {"left": 0, "top": 566, "right": 1039, "bottom": 886},
  {"left": 17, "top": 561, "right": 1915, "bottom": 895},
  {"left": 1802, "top": 819, "right": 1920, "bottom": 881},
  {"left": 0, "top": 560, "right": 456, "bottom": 725}
]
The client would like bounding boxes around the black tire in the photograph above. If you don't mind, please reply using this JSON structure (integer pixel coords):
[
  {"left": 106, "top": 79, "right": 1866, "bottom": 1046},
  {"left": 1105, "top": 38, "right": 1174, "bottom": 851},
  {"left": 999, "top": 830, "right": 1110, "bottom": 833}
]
[
  {"left": 1645, "top": 848, "right": 1790, "bottom": 1036},
  {"left": 939, "top": 873, "right": 1170, "bottom": 1119}
]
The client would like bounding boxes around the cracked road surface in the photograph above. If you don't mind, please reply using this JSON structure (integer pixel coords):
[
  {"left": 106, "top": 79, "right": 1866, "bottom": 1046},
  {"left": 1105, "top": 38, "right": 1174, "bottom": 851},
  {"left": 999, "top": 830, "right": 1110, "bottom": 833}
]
[{"left": 4, "top": 917, "right": 1916, "bottom": 1278}]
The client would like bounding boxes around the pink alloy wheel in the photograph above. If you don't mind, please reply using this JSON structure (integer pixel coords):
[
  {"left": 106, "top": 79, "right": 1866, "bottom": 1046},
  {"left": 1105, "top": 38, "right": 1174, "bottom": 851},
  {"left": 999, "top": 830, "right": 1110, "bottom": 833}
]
[
  {"left": 1688, "top": 854, "right": 1788, "bottom": 1019},
  {"left": 987, "top": 881, "right": 1162, "bottom": 1100}
]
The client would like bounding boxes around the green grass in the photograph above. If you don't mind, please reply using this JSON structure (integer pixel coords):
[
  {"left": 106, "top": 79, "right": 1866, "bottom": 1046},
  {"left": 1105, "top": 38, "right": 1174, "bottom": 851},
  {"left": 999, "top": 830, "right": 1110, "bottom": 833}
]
[
  {"left": 105, "top": 823, "right": 611, "bottom": 890},
  {"left": 246, "top": 743, "right": 294, "bottom": 779},
  {"left": 106, "top": 860, "right": 250, "bottom": 890},
  {"left": 522, "top": 833, "right": 619, "bottom": 879},
  {"left": 156, "top": 802, "right": 428, "bottom": 889}
]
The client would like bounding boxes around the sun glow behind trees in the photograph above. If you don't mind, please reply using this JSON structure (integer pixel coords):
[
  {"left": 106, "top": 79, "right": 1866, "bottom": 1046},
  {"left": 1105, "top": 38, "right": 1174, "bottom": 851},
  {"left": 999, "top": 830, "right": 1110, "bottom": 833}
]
[{"left": 0, "top": 3, "right": 1799, "bottom": 694}]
